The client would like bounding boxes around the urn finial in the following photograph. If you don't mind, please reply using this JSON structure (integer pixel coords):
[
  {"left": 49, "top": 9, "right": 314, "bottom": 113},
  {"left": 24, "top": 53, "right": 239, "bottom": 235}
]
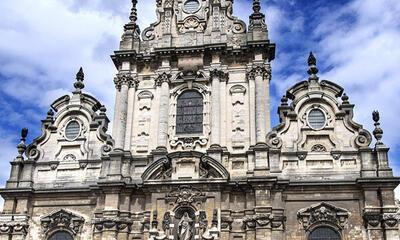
[
  {"left": 372, "top": 110, "right": 384, "bottom": 145},
  {"left": 307, "top": 52, "right": 319, "bottom": 82},
  {"left": 74, "top": 67, "right": 85, "bottom": 92}
]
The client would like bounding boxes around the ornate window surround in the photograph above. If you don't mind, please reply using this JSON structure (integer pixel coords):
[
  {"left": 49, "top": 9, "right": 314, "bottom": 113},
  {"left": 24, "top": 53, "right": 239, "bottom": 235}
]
[
  {"left": 169, "top": 83, "right": 210, "bottom": 150},
  {"left": 297, "top": 202, "right": 349, "bottom": 239},
  {"left": 41, "top": 209, "right": 85, "bottom": 239}
]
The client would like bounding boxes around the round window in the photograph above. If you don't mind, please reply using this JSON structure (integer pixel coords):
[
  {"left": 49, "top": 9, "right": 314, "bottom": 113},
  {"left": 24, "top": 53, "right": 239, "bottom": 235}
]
[
  {"left": 65, "top": 121, "right": 81, "bottom": 140},
  {"left": 308, "top": 109, "right": 326, "bottom": 130},
  {"left": 184, "top": 0, "right": 200, "bottom": 13}
]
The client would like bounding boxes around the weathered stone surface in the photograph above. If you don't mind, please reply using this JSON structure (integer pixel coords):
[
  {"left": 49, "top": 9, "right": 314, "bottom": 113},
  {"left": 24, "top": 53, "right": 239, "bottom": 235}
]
[{"left": 0, "top": 1, "right": 398, "bottom": 239}]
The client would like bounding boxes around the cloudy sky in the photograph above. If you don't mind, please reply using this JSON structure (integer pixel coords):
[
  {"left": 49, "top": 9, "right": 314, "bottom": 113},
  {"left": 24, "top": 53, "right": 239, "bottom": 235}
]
[{"left": 0, "top": 0, "right": 399, "bottom": 199}]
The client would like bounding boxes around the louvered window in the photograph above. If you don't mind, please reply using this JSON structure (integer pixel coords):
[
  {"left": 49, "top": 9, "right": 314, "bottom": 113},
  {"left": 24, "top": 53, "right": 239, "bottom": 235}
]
[
  {"left": 49, "top": 231, "right": 73, "bottom": 240},
  {"left": 309, "top": 227, "right": 341, "bottom": 240},
  {"left": 184, "top": 0, "right": 200, "bottom": 13},
  {"left": 65, "top": 121, "right": 80, "bottom": 140},
  {"left": 308, "top": 109, "right": 326, "bottom": 129},
  {"left": 176, "top": 91, "right": 203, "bottom": 134}
]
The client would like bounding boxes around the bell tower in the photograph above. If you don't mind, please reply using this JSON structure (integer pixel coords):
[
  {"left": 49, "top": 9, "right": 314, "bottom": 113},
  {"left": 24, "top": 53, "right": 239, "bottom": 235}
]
[{"left": 111, "top": 0, "right": 275, "bottom": 154}]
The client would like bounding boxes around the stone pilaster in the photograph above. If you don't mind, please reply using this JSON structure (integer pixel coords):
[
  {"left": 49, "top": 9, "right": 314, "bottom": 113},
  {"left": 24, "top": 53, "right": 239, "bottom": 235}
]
[
  {"left": 248, "top": 65, "right": 270, "bottom": 143},
  {"left": 210, "top": 68, "right": 228, "bottom": 147},
  {"left": 124, "top": 77, "right": 138, "bottom": 150},
  {"left": 156, "top": 72, "right": 171, "bottom": 150},
  {"left": 113, "top": 73, "right": 136, "bottom": 150}
]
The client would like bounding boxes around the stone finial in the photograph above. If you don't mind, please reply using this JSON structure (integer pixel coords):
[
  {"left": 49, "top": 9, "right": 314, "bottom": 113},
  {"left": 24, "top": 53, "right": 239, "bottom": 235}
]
[
  {"left": 372, "top": 110, "right": 384, "bottom": 145},
  {"left": 74, "top": 67, "right": 85, "bottom": 92},
  {"left": 341, "top": 93, "right": 350, "bottom": 104},
  {"left": 307, "top": 52, "right": 319, "bottom": 82},
  {"left": 253, "top": 0, "right": 261, "bottom": 14},
  {"left": 123, "top": 0, "right": 140, "bottom": 35},
  {"left": 17, "top": 128, "right": 28, "bottom": 159},
  {"left": 46, "top": 109, "right": 55, "bottom": 120},
  {"left": 249, "top": 0, "right": 267, "bottom": 31},
  {"left": 99, "top": 105, "right": 107, "bottom": 116},
  {"left": 129, "top": 0, "right": 138, "bottom": 23},
  {"left": 281, "top": 95, "right": 288, "bottom": 106}
]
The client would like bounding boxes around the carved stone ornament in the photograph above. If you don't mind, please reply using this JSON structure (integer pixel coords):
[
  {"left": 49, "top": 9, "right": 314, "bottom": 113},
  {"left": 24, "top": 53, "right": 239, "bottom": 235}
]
[
  {"left": 170, "top": 136, "right": 208, "bottom": 150},
  {"left": 247, "top": 65, "right": 271, "bottom": 81},
  {"left": 297, "top": 202, "right": 349, "bottom": 230},
  {"left": 93, "top": 218, "right": 132, "bottom": 232},
  {"left": 155, "top": 72, "right": 171, "bottom": 86},
  {"left": 266, "top": 131, "right": 282, "bottom": 149},
  {"left": 179, "top": 16, "right": 206, "bottom": 33},
  {"left": 41, "top": 209, "right": 84, "bottom": 236},
  {"left": 354, "top": 129, "right": 372, "bottom": 148},
  {"left": 363, "top": 209, "right": 381, "bottom": 228},
  {"left": 311, "top": 144, "right": 327, "bottom": 152},
  {"left": 0, "top": 215, "right": 29, "bottom": 235},
  {"left": 382, "top": 213, "right": 399, "bottom": 229},
  {"left": 165, "top": 185, "right": 206, "bottom": 206},
  {"left": 114, "top": 73, "right": 138, "bottom": 90}
]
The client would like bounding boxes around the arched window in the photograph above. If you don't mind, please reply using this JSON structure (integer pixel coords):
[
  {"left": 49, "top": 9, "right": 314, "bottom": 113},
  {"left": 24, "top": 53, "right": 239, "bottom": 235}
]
[
  {"left": 309, "top": 227, "right": 341, "bottom": 240},
  {"left": 48, "top": 231, "right": 73, "bottom": 240},
  {"left": 176, "top": 90, "right": 203, "bottom": 134}
]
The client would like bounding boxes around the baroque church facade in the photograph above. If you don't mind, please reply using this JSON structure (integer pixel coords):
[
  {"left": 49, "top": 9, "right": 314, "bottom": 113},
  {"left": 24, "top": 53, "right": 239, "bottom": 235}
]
[{"left": 0, "top": 0, "right": 399, "bottom": 239}]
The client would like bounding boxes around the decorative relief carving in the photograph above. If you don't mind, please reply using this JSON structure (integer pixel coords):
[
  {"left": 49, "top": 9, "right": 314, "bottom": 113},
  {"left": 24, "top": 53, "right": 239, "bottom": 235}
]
[
  {"left": 230, "top": 85, "right": 246, "bottom": 148},
  {"left": 114, "top": 73, "right": 138, "bottom": 90},
  {"left": 63, "top": 154, "right": 76, "bottom": 162},
  {"left": 266, "top": 131, "right": 282, "bottom": 149},
  {"left": 165, "top": 185, "right": 206, "bottom": 206},
  {"left": 179, "top": 16, "right": 206, "bottom": 33},
  {"left": 297, "top": 202, "right": 349, "bottom": 230},
  {"left": 135, "top": 90, "right": 154, "bottom": 152},
  {"left": 155, "top": 72, "right": 172, "bottom": 86},
  {"left": 355, "top": 129, "right": 372, "bottom": 148},
  {"left": 311, "top": 144, "right": 327, "bottom": 152},
  {"left": 41, "top": 209, "right": 84, "bottom": 236},
  {"left": 0, "top": 215, "right": 29, "bottom": 236},
  {"left": 93, "top": 218, "right": 132, "bottom": 232},
  {"left": 248, "top": 65, "right": 271, "bottom": 81}
]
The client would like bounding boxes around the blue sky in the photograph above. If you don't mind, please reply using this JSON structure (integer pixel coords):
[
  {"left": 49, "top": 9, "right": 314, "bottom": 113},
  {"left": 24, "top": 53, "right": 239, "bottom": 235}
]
[{"left": 0, "top": 0, "right": 399, "bottom": 198}]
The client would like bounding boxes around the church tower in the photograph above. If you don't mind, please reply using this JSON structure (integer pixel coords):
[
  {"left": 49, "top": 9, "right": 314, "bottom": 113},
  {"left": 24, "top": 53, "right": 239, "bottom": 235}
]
[
  {"left": 0, "top": 1, "right": 399, "bottom": 240},
  {"left": 111, "top": 0, "right": 275, "bottom": 154}
]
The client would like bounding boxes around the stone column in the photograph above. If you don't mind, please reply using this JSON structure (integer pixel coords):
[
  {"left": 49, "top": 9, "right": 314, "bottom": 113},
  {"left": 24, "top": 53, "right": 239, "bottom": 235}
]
[
  {"left": 114, "top": 73, "right": 133, "bottom": 150},
  {"left": 249, "top": 65, "right": 268, "bottom": 143},
  {"left": 156, "top": 73, "right": 171, "bottom": 150},
  {"left": 124, "top": 78, "right": 138, "bottom": 150}
]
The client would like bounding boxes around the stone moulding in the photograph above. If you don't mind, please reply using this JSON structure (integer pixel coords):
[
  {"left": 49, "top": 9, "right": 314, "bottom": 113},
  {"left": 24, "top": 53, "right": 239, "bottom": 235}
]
[
  {"left": 40, "top": 209, "right": 84, "bottom": 236},
  {"left": 297, "top": 202, "right": 349, "bottom": 231}
]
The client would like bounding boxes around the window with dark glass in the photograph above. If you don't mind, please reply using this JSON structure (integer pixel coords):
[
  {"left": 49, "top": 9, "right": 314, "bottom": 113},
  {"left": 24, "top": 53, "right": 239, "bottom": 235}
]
[
  {"left": 48, "top": 231, "right": 73, "bottom": 240},
  {"left": 65, "top": 120, "right": 80, "bottom": 140},
  {"left": 309, "top": 227, "right": 341, "bottom": 240},
  {"left": 176, "top": 90, "right": 203, "bottom": 134}
]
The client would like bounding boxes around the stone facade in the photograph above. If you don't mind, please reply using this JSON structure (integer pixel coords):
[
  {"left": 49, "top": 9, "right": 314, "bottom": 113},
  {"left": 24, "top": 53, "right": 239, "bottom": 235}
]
[{"left": 0, "top": 0, "right": 399, "bottom": 239}]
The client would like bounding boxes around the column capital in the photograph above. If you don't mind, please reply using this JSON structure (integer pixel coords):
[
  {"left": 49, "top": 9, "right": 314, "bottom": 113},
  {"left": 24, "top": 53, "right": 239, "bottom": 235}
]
[
  {"left": 248, "top": 64, "right": 271, "bottom": 81},
  {"left": 114, "top": 72, "right": 138, "bottom": 90},
  {"left": 210, "top": 68, "right": 229, "bottom": 82},
  {"left": 155, "top": 72, "right": 172, "bottom": 87}
]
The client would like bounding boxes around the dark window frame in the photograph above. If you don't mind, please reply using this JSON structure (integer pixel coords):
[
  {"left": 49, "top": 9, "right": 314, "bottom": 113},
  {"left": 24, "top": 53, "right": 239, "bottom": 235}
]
[{"left": 176, "top": 90, "right": 204, "bottom": 135}]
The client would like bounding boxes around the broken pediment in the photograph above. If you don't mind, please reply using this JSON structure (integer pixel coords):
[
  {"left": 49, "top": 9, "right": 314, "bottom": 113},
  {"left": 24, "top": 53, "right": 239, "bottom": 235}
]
[
  {"left": 142, "top": 151, "right": 229, "bottom": 181},
  {"left": 297, "top": 202, "right": 350, "bottom": 230}
]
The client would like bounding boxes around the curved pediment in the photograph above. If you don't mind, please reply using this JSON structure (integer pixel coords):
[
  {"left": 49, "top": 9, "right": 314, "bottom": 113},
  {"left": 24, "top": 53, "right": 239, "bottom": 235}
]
[{"left": 142, "top": 151, "right": 229, "bottom": 182}]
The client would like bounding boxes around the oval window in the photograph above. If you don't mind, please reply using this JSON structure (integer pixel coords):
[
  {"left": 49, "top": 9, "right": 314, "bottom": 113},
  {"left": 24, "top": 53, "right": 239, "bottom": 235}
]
[
  {"left": 184, "top": 0, "right": 200, "bottom": 13},
  {"left": 308, "top": 109, "right": 326, "bottom": 130},
  {"left": 65, "top": 121, "right": 81, "bottom": 140}
]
